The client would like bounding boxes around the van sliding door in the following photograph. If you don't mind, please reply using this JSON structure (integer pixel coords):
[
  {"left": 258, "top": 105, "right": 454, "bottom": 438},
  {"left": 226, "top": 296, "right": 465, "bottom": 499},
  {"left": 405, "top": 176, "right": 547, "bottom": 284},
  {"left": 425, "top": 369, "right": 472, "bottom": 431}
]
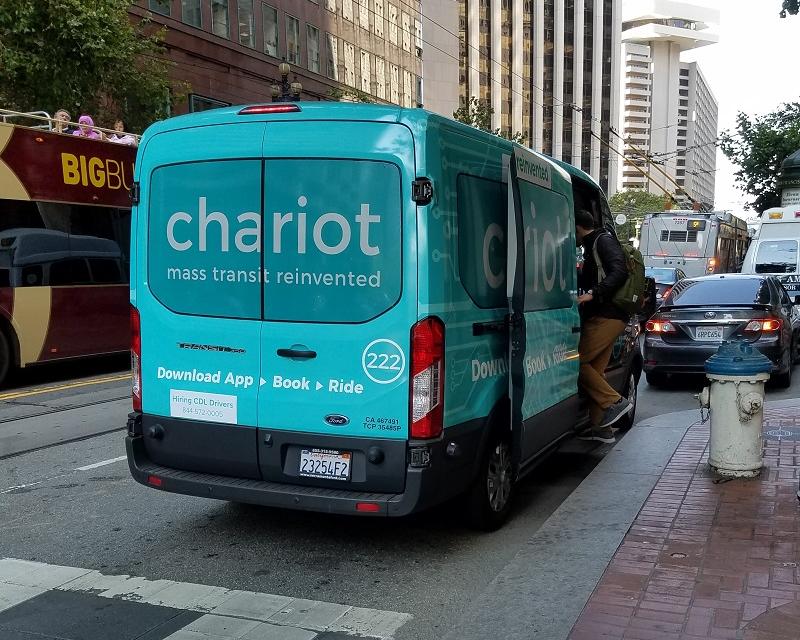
[{"left": 507, "top": 148, "right": 581, "bottom": 464}]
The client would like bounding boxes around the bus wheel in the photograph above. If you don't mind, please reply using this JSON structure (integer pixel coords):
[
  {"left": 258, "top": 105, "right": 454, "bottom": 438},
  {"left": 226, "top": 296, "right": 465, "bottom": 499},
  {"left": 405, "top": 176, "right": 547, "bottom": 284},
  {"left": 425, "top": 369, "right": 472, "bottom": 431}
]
[
  {"left": 466, "top": 435, "right": 514, "bottom": 531},
  {"left": 0, "top": 331, "right": 11, "bottom": 388}
]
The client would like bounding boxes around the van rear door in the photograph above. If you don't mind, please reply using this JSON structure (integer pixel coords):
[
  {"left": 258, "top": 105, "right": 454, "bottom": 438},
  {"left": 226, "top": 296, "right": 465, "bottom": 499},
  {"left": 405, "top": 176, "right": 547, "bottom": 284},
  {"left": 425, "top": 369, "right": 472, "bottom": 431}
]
[
  {"left": 139, "top": 123, "right": 266, "bottom": 479},
  {"left": 256, "top": 121, "right": 416, "bottom": 494}
]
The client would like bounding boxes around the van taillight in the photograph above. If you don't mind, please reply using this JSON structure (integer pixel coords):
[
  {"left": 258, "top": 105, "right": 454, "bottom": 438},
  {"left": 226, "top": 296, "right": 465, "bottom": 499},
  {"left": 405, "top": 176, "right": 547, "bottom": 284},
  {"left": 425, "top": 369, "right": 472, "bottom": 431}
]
[
  {"left": 410, "top": 317, "right": 445, "bottom": 439},
  {"left": 131, "top": 305, "right": 142, "bottom": 412}
]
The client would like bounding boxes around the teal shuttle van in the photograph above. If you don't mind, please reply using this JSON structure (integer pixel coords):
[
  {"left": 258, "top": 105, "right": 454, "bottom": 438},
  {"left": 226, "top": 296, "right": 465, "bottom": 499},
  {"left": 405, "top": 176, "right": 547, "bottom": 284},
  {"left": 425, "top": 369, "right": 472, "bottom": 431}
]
[{"left": 126, "top": 103, "right": 642, "bottom": 529}]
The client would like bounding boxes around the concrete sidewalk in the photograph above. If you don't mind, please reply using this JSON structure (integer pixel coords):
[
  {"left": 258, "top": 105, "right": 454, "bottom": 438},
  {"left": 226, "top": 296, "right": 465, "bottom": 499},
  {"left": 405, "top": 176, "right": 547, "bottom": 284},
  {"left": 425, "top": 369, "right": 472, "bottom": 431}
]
[{"left": 445, "top": 398, "right": 800, "bottom": 640}]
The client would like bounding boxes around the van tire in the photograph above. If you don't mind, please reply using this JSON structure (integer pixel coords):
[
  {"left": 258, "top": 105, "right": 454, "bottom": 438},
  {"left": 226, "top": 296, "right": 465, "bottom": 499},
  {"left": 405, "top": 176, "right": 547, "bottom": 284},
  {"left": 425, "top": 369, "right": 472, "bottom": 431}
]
[
  {"left": 617, "top": 371, "right": 638, "bottom": 431},
  {"left": 0, "top": 330, "right": 11, "bottom": 388},
  {"left": 465, "top": 434, "right": 514, "bottom": 531},
  {"left": 774, "top": 356, "right": 792, "bottom": 389},
  {"left": 645, "top": 371, "right": 666, "bottom": 387}
]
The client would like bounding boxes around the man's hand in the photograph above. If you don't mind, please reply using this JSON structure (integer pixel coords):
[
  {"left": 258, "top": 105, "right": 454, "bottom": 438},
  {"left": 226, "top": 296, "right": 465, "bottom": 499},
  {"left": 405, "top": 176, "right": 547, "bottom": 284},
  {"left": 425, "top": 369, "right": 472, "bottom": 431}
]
[{"left": 577, "top": 292, "right": 594, "bottom": 305}]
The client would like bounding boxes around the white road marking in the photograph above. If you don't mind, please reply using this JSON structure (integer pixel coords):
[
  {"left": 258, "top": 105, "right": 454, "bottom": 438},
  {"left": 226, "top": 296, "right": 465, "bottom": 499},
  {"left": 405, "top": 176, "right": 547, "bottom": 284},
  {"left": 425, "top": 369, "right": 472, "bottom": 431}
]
[
  {"left": 0, "top": 558, "right": 412, "bottom": 639},
  {"left": 0, "top": 481, "right": 45, "bottom": 495},
  {"left": 75, "top": 455, "right": 127, "bottom": 472}
]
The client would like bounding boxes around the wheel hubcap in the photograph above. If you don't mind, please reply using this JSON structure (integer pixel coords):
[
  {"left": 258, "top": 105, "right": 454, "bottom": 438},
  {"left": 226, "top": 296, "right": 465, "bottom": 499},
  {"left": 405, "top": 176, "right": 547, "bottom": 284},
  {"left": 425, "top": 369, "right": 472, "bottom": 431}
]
[
  {"left": 487, "top": 443, "right": 512, "bottom": 512},
  {"left": 628, "top": 373, "right": 636, "bottom": 407}
]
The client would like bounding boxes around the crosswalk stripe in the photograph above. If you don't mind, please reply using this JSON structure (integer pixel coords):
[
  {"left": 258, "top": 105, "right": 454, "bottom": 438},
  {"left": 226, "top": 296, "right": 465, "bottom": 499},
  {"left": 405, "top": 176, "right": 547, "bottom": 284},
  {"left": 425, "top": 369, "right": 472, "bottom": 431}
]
[{"left": 0, "top": 558, "right": 412, "bottom": 639}]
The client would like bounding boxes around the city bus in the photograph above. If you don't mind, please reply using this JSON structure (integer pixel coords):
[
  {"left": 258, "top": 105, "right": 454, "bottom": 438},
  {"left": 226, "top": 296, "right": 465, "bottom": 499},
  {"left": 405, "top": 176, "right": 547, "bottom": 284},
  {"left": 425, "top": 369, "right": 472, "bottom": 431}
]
[
  {"left": 639, "top": 210, "right": 749, "bottom": 278},
  {"left": 0, "top": 117, "right": 136, "bottom": 385},
  {"left": 126, "top": 103, "right": 642, "bottom": 529}
]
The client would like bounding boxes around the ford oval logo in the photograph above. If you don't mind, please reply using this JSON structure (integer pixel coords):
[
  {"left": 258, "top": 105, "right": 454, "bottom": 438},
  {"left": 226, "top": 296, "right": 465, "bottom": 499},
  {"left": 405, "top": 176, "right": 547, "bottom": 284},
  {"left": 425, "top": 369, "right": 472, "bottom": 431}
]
[
  {"left": 705, "top": 311, "right": 717, "bottom": 319},
  {"left": 324, "top": 414, "right": 349, "bottom": 426}
]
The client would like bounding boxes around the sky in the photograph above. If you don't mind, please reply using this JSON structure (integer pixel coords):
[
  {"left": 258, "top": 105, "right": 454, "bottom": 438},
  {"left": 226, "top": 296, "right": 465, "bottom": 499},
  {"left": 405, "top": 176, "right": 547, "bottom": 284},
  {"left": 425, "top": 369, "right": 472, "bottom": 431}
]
[{"left": 680, "top": 0, "right": 800, "bottom": 218}]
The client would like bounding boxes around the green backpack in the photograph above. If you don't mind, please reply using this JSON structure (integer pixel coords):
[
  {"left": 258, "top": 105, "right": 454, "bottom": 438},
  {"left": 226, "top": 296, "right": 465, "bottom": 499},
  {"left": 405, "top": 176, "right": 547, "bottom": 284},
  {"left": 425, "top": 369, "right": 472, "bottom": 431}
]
[{"left": 592, "top": 232, "right": 647, "bottom": 316}]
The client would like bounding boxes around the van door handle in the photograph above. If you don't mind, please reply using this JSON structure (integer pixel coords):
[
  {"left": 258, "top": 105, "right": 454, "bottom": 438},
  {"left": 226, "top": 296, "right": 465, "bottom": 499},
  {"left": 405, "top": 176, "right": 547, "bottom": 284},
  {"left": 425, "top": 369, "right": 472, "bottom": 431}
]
[
  {"left": 473, "top": 320, "right": 509, "bottom": 336},
  {"left": 277, "top": 348, "right": 317, "bottom": 359}
]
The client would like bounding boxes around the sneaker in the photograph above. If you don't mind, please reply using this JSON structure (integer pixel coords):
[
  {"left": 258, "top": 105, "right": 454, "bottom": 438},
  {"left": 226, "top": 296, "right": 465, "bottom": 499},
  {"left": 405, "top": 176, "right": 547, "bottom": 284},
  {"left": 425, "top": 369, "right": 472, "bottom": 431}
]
[
  {"left": 577, "top": 426, "right": 616, "bottom": 444},
  {"left": 598, "top": 399, "right": 634, "bottom": 429}
]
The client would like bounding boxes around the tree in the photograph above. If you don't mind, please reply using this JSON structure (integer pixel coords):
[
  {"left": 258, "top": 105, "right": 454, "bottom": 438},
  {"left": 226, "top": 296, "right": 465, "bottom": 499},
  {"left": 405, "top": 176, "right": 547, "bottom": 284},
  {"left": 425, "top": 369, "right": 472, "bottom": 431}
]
[
  {"left": 0, "top": 0, "right": 177, "bottom": 133},
  {"left": 453, "top": 97, "right": 525, "bottom": 144},
  {"left": 780, "top": 0, "right": 799, "bottom": 17},
  {"left": 608, "top": 188, "right": 669, "bottom": 214},
  {"left": 719, "top": 102, "right": 800, "bottom": 212},
  {"left": 328, "top": 87, "right": 374, "bottom": 103}
]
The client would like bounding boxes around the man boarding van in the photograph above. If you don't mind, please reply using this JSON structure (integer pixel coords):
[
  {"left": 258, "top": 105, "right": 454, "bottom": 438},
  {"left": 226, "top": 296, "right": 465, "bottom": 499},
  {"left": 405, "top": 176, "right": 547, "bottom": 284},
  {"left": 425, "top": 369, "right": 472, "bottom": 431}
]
[{"left": 126, "top": 103, "right": 642, "bottom": 530}]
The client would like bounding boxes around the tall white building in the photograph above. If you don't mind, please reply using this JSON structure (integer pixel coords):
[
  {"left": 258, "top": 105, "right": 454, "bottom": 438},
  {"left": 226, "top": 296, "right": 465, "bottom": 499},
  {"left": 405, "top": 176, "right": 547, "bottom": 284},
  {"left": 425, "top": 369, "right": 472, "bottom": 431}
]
[
  {"left": 616, "top": 0, "right": 719, "bottom": 206},
  {"left": 457, "top": 0, "right": 623, "bottom": 193}
]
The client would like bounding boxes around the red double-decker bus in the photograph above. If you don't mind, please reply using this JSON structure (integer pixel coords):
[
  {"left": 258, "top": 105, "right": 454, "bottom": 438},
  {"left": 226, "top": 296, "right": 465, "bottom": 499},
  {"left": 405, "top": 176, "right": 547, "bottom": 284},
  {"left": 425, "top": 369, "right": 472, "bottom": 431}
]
[{"left": 0, "top": 116, "right": 136, "bottom": 385}]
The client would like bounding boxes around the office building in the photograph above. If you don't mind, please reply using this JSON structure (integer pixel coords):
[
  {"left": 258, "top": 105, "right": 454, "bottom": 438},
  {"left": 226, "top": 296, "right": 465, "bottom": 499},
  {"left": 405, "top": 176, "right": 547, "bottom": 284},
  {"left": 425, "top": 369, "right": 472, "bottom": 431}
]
[
  {"left": 133, "top": 0, "right": 423, "bottom": 112},
  {"left": 617, "top": 0, "right": 719, "bottom": 206}
]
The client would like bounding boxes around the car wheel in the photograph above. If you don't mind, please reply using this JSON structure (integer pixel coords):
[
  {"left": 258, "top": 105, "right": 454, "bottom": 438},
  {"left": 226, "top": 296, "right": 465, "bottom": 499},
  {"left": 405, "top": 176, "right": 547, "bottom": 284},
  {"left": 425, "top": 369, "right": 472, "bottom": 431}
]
[
  {"left": 617, "top": 371, "right": 638, "bottom": 431},
  {"left": 774, "top": 353, "right": 793, "bottom": 389},
  {"left": 645, "top": 371, "right": 667, "bottom": 387},
  {"left": 466, "top": 435, "right": 514, "bottom": 531}
]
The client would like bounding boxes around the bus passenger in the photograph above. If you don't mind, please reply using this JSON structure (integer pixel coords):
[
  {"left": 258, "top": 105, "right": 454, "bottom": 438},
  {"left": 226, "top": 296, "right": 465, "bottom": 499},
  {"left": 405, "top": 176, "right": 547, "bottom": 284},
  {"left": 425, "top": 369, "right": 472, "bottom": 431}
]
[
  {"left": 53, "top": 109, "right": 75, "bottom": 134},
  {"left": 105, "top": 120, "right": 137, "bottom": 146},
  {"left": 574, "top": 209, "right": 633, "bottom": 443},
  {"left": 72, "top": 115, "right": 101, "bottom": 140}
]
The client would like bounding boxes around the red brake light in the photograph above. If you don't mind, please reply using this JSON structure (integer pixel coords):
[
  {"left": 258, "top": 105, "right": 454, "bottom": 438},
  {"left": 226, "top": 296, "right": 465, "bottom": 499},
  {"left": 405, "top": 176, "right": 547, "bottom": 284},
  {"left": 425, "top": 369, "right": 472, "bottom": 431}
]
[
  {"left": 746, "top": 318, "right": 781, "bottom": 333},
  {"left": 645, "top": 320, "right": 676, "bottom": 333},
  {"left": 355, "top": 502, "right": 381, "bottom": 513},
  {"left": 238, "top": 104, "right": 300, "bottom": 115},
  {"left": 131, "top": 305, "right": 142, "bottom": 412},
  {"left": 410, "top": 317, "right": 445, "bottom": 439},
  {"left": 147, "top": 475, "right": 162, "bottom": 488}
]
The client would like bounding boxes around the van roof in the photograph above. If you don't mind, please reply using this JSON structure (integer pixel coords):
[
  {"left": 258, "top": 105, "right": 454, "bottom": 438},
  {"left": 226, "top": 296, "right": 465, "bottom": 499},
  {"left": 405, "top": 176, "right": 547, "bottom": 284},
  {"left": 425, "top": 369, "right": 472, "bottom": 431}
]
[{"left": 141, "top": 101, "right": 580, "bottom": 187}]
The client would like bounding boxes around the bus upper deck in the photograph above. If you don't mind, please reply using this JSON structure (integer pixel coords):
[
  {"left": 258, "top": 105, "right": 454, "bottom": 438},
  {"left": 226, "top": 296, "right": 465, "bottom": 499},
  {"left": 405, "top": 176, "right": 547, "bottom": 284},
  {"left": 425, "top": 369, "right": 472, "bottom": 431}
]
[{"left": 0, "top": 115, "right": 137, "bottom": 384}]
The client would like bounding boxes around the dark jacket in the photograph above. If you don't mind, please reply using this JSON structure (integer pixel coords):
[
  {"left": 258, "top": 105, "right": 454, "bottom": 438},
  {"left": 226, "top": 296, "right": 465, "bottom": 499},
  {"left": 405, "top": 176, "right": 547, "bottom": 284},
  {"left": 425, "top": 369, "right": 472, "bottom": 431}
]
[{"left": 579, "top": 229, "right": 630, "bottom": 322}]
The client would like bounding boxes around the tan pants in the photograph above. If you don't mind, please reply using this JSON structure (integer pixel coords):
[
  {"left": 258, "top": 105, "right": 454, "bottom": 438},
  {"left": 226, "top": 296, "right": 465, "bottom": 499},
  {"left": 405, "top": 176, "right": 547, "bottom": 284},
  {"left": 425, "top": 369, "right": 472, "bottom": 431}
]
[{"left": 579, "top": 317, "right": 626, "bottom": 425}]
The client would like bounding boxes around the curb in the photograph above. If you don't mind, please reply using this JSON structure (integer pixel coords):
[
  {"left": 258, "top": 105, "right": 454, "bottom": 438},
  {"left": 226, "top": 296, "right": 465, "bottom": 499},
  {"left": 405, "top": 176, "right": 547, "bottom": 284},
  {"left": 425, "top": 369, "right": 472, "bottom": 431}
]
[{"left": 443, "top": 411, "right": 701, "bottom": 640}]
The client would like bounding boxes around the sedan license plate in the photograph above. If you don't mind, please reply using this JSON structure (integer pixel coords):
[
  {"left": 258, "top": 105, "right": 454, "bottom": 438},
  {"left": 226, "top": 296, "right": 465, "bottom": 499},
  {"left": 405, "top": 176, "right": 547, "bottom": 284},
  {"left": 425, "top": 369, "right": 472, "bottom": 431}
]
[
  {"left": 299, "top": 448, "right": 351, "bottom": 481},
  {"left": 695, "top": 326, "right": 724, "bottom": 341}
]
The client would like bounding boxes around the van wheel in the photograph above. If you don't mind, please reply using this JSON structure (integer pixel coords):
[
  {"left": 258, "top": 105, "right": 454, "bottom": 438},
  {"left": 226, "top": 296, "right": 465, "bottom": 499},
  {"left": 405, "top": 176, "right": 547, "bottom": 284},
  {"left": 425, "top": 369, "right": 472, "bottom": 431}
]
[
  {"left": 466, "top": 436, "right": 514, "bottom": 531},
  {"left": 617, "top": 371, "right": 638, "bottom": 431},
  {"left": 645, "top": 371, "right": 666, "bottom": 387},
  {"left": 0, "top": 331, "right": 11, "bottom": 388},
  {"left": 792, "top": 334, "right": 800, "bottom": 365}
]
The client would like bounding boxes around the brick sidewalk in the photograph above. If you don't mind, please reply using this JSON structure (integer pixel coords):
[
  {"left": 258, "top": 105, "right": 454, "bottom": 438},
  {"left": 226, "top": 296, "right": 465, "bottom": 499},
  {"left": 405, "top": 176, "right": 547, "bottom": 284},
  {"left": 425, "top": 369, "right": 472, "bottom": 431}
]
[{"left": 569, "top": 403, "right": 800, "bottom": 640}]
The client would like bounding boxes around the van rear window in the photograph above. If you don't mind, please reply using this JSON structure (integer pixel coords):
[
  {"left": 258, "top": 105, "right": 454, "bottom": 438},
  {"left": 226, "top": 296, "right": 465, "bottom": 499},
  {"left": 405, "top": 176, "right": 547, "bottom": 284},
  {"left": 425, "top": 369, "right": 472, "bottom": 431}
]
[
  {"left": 755, "top": 240, "right": 798, "bottom": 274},
  {"left": 147, "top": 159, "right": 402, "bottom": 323}
]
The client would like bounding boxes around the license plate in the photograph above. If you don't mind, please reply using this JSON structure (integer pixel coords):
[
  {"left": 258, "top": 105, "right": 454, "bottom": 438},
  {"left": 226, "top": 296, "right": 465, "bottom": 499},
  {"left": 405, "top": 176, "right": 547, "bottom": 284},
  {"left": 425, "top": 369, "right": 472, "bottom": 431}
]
[
  {"left": 299, "top": 448, "right": 351, "bottom": 481},
  {"left": 696, "top": 326, "right": 724, "bottom": 341}
]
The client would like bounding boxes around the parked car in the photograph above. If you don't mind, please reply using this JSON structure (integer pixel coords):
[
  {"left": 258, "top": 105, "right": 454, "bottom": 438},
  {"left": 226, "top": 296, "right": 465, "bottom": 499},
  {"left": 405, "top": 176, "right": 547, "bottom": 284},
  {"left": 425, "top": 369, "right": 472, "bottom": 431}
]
[
  {"left": 645, "top": 266, "right": 687, "bottom": 308},
  {"left": 643, "top": 274, "right": 800, "bottom": 388}
]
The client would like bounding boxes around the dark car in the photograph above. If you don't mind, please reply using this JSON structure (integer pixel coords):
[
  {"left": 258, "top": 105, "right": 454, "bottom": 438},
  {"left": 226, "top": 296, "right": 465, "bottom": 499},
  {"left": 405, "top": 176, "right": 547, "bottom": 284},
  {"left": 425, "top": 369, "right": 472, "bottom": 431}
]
[
  {"left": 645, "top": 266, "right": 687, "bottom": 308},
  {"left": 643, "top": 274, "right": 800, "bottom": 388}
]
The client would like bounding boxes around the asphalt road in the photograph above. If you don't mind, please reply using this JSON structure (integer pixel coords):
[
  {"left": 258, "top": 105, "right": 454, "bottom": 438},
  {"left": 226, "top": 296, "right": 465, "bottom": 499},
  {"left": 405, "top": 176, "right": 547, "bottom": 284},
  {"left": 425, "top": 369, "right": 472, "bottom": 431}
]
[{"left": 1, "top": 355, "right": 798, "bottom": 640}]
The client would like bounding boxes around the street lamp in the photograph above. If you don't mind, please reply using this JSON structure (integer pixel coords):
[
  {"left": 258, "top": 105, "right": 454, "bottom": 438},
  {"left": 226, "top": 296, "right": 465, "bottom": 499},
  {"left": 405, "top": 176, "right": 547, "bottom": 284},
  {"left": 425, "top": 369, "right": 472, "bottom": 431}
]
[{"left": 272, "top": 61, "right": 302, "bottom": 102}]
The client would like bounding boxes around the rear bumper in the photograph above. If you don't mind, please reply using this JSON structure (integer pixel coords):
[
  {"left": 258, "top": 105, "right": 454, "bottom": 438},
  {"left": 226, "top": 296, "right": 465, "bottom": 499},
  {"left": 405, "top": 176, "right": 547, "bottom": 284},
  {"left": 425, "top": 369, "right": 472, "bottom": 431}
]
[
  {"left": 643, "top": 338, "right": 786, "bottom": 375},
  {"left": 125, "top": 414, "right": 483, "bottom": 517}
]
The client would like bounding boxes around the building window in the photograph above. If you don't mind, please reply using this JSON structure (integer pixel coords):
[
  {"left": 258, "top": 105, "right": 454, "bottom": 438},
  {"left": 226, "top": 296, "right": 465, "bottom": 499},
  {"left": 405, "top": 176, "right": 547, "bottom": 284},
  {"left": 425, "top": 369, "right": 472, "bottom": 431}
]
[
  {"left": 263, "top": 4, "right": 278, "bottom": 56},
  {"left": 307, "top": 25, "right": 320, "bottom": 73},
  {"left": 401, "top": 12, "right": 411, "bottom": 52},
  {"left": 403, "top": 69, "right": 412, "bottom": 107},
  {"left": 212, "top": 0, "right": 229, "bottom": 38},
  {"left": 375, "top": 57, "right": 386, "bottom": 99},
  {"left": 238, "top": 0, "right": 255, "bottom": 48},
  {"left": 326, "top": 0, "right": 336, "bottom": 13},
  {"left": 149, "top": 0, "right": 170, "bottom": 16},
  {"left": 286, "top": 15, "right": 300, "bottom": 64},
  {"left": 344, "top": 41, "right": 356, "bottom": 87},
  {"left": 343, "top": 0, "right": 353, "bottom": 21},
  {"left": 326, "top": 33, "right": 339, "bottom": 80},
  {"left": 189, "top": 94, "right": 231, "bottom": 112},
  {"left": 390, "top": 64, "right": 399, "bottom": 103},
  {"left": 388, "top": 4, "right": 398, "bottom": 45},
  {"left": 357, "top": 0, "right": 369, "bottom": 30},
  {"left": 374, "top": 0, "right": 384, "bottom": 38},
  {"left": 415, "top": 74, "right": 422, "bottom": 106},
  {"left": 181, "top": 0, "right": 202, "bottom": 27},
  {"left": 360, "top": 50, "right": 371, "bottom": 93},
  {"left": 414, "top": 18, "right": 422, "bottom": 55}
]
